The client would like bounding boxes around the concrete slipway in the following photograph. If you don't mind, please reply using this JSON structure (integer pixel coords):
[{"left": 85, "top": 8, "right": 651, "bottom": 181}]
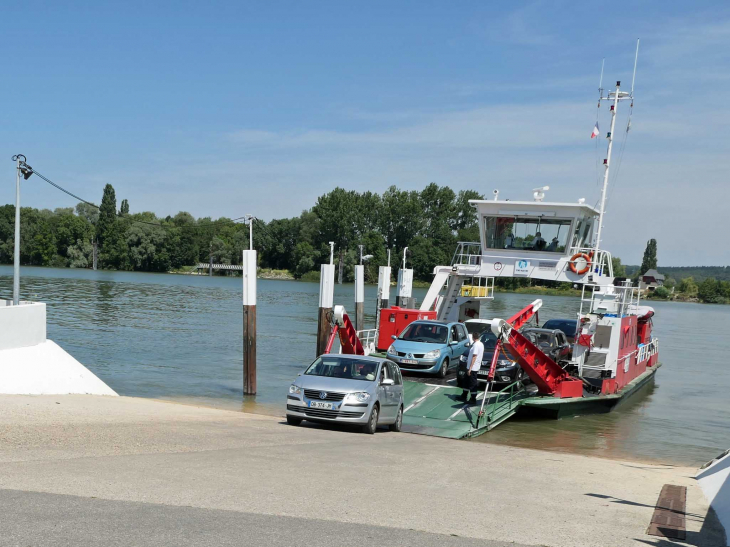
[{"left": 0, "top": 395, "right": 725, "bottom": 547}]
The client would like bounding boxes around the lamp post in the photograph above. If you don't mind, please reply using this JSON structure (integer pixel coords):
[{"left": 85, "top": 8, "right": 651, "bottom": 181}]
[{"left": 11, "top": 155, "right": 32, "bottom": 306}]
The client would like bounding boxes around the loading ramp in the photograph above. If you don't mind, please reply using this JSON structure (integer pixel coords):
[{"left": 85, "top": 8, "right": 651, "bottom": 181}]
[{"left": 401, "top": 380, "right": 529, "bottom": 439}]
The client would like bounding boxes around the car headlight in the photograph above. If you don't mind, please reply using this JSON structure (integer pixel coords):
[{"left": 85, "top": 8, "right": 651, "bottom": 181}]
[
  {"left": 459, "top": 354, "right": 467, "bottom": 363},
  {"left": 346, "top": 392, "right": 371, "bottom": 403},
  {"left": 289, "top": 384, "right": 301, "bottom": 395},
  {"left": 423, "top": 349, "right": 440, "bottom": 359},
  {"left": 498, "top": 360, "right": 512, "bottom": 367},
  {"left": 387, "top": 344, "right": 396, "bottom": 355}
]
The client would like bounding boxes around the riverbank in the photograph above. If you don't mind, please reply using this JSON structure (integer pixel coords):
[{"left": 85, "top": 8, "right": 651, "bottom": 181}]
[{"left": 0, "top": 394, "right": 724, "bottom": 547}]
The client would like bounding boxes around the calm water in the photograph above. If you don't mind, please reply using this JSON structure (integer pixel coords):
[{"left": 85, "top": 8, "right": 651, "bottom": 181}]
[{"left": 1, "top": 265, "right": 729, "bottom": 466}]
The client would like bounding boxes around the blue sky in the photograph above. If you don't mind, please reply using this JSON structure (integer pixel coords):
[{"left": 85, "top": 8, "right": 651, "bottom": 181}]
[{"left": 2, "top": 1, "right": 728, "bottom": 266}]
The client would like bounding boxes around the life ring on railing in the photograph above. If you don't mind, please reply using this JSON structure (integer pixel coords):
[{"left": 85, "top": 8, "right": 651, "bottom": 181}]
[{"left": 569, "top": 252, "right": 592, "bottom": 275}]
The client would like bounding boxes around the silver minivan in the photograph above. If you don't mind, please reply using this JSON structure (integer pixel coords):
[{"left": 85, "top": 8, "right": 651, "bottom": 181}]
[{"left": 286, "top": 354, "right": 404, "bottom": 434}]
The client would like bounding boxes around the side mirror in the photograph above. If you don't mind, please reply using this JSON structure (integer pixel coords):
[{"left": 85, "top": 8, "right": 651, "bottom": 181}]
[
  {"left": 381, "top": 378, "right": 395, "bottom": 386},
  {"left": 465, "top": 342, "right": 472, "bottom": 347},
  {"left": 297, "top": 373, "right": 302, "bottom": 377},
  {"left": 391, "top": 335, "right": 397, "bottom": 340}
]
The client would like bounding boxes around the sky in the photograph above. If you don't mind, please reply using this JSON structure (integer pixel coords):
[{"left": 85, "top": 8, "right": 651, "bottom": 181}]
[{"left": 1, "top": 1, "right": 729, "bottom": 266}]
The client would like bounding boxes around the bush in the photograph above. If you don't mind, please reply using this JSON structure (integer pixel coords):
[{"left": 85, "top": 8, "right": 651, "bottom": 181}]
[{"left": 651, "top": 286, "right": 671, "bottom": 299}]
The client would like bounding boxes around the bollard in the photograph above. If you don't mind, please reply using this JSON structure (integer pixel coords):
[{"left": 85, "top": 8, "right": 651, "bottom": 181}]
[
  {"left": 317, "top": 264, "right": 336, "bottom": 357},
  {"left": 242, "top": 250, "right": 257, "bottom": 395},
  {"left": 396, "top": 268, "right": 413, "bottom": 307},
  {"left": 354, "top": 265, "right": 364, "bottom": 332}
]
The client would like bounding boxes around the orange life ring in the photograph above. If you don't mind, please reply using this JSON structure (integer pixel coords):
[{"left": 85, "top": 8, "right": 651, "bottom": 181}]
[{"left": 569, "top": 252, "right": 592, "bottom": 275}]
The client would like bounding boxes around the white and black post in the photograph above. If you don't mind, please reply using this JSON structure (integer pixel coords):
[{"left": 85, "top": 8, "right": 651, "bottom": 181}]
[
  {"left": 243, "top": 249, "right": 257, "bottom": 395},
  {"left": 396, "top": 247, "right": 413, "bottom": 307},
  {"left": 317, "top": 263, "right": 335, "bottom": 357}
]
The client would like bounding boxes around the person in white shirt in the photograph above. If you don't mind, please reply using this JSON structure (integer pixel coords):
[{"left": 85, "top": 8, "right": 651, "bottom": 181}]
[{"left": 461, "top": 331, "right": 484, "bottom": 404}]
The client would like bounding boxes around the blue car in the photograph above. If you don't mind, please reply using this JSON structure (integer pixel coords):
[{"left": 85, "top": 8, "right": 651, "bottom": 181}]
[{"left": 386, "top": 320, "right": 470, "bottom": 378}]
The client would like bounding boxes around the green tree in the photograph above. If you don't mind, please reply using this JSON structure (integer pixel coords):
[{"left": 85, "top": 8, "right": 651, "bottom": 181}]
[
  {"left": 697, "top": 278, "right": 720, "bottom": 303},
  {"left": 611, "top": 256, "right": 627, "bottom": 277},
  {"left": 120, "top": 199, "right": 130, "bottom": 215},
  {"left": 677, "top": 277, "right": 698, "bottom": 297},
  {"left": 639, "top": 239, "right": 658, "bottom": 276}
]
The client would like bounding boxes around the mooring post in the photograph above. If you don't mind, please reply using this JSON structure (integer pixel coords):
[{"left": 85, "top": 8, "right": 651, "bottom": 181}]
[
  {"left": 317, "top": 263, "right": 335, "bottom": 357},
  {"left": 375, "top": 265, "right": 391, "bottom": 335},
  {"left": 243, "top": 250, "right": 257, "bottom": 395},
  {"left": 396, "top": 268, "right": 413, "bottom": 307},
  {"left": 354, "top": 265, "right": 364, "bottom": 332}
]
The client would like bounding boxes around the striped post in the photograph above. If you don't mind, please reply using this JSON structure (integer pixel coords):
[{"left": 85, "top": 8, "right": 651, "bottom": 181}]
[
  {"left": 396, "top": 268, "right": 413, "bottom": 307},
  {"left": 317, "top": 264, "right": 336, "bottom": 357},
  {"left": 243, "top": 250, "right": 257, "bottom": 395}
]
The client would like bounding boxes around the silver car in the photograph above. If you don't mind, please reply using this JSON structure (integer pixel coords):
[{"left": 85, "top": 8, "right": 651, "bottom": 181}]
[{"left": 286, "top": 355, "right": 404, "bottom": 434}]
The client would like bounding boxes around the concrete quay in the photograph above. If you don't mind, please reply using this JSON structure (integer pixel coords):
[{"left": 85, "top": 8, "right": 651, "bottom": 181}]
[{"left": 0, "top": 395, "right": 725, "bottom": 547}]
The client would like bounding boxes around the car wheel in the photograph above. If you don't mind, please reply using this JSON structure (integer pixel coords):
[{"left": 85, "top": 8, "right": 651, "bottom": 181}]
[
  {"left": 389, "top": 405, "right": 403, "bottom": 432},
  {"left": 438, "top": 358, "right": 450, "bottom": 378},
  {"left": 363, "top": 404, "right": 379, "bottom": 434},
  {"left": 286, "top": 415, "right": 302, "bottom": 426}
]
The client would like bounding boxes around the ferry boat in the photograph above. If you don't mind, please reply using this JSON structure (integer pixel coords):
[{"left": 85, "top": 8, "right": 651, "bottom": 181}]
[{"left": 326, "top": 46, "right": 660, "bottom": 438}]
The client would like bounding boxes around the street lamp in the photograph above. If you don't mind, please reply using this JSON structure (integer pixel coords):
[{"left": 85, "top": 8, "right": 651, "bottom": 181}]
[{"left": 11, "top": 155, "right": 33, "bottom": 306}]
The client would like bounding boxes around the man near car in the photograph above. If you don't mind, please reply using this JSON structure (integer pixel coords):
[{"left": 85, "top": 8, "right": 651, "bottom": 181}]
[{"left": 462, "top": 331, "right": 484, "bottom": 403}]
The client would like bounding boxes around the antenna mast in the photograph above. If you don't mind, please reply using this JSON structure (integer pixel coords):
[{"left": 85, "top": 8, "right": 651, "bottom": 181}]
[{"left": 593, "top": 40, "right": 639, "bottom": 259}]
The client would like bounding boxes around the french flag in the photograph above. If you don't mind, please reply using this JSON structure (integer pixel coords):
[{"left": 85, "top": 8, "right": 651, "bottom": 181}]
[{"left": 591, "top": 123, "right": 600, "bottom": 139}]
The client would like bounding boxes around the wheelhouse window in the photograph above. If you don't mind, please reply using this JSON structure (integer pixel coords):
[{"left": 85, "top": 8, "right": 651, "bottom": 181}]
[
  {"left": 483, "top": 216, "right": 573, "bottom": 253},
  {"left": 571, "top": 216, "right": 594, "bottom": 250}
]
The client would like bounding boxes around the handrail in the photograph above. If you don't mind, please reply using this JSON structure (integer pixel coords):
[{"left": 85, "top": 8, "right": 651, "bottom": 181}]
[{"left": 477, "top": 379, "right": 522, "bottom": 429}]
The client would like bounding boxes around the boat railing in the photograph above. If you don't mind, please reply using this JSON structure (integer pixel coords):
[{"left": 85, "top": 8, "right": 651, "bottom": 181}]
[
  {"left": 568, "top": 247, "right": 614, "bottom": 278},
  {"left": 452, "top": 242, "right": 482, "bottom": 267},
  {"left": 637, "top": 338, "right": 659, "bottom": 364},
  {"left": 356, "top": 329, "right": 378, "bottom": 356},
  {"left": 459, "top": 275, "right": 495, "bottom": 299},
  {"left": 477, "top": 379, "right": 522, "bottom": 429}
]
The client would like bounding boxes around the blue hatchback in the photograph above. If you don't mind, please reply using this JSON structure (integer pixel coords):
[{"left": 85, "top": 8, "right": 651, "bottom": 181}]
[{"left": 386, "top": 320, "right": 470, "bottom": 378}]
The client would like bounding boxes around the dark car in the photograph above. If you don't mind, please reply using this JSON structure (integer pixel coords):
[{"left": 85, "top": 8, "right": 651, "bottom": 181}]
[
  {"left": 459, "top": 320, "right": 526, "bottom": 386},
  {"left": 521, "top": 328, "right": 572, "bottom": 364},
  {"left": 541, "top": 318, "right": 579, "bottom": 344}
]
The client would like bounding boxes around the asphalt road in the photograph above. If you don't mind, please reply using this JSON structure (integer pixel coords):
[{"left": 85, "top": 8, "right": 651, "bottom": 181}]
[{"left": 0, "top": 489, "right": 526, "bottom": 547}]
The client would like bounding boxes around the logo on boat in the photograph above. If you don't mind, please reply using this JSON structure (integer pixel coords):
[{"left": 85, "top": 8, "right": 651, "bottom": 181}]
[
  {"left": 493, "top": 261, "right": 503, "bottom": 271},
  {"left": 319, "top": 391, "right": 328, "bottom": 400},
  {"left": 515, "top": 259, "right": 530, "bottom": 276}
]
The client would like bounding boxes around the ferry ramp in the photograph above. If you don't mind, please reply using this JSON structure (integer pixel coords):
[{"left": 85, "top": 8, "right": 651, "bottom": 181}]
[{"left": 401, "top": 380, "right": 528, "bottom": 439}]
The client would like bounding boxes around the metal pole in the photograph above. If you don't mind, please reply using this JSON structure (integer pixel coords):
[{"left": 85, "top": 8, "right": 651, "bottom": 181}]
[
  {"left": 594, "top": 82, "right": 620, "bottom": 256},
  {"left": 249, "top": 217, "right": 253, "bottom": 250},
  {"left": 13, "top": 158, "right": 21, "bottom": 305}
]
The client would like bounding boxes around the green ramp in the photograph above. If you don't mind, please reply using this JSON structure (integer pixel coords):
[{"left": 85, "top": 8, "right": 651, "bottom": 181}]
[{"left": 401, "top": 380, "right": 526, "bottom": 439}]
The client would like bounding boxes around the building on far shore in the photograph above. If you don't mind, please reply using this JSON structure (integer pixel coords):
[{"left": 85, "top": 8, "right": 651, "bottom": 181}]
[{"left": 639, "top": 269, "right": 665, "bottom": 292}]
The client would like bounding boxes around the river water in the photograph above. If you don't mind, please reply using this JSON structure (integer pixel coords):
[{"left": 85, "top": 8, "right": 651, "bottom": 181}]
[{"left": 1, "top": 265, "right": 728, "bottom": 466}]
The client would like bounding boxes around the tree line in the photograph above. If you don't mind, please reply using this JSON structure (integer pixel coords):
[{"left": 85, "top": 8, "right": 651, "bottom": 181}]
[{"left": 0, "top": 183, "right": 483, "bottom": 283}]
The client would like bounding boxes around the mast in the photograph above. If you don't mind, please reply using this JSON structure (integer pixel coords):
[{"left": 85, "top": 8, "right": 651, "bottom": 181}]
[{"left": 593, "top": 39, "right": 639, "bottom": 259}]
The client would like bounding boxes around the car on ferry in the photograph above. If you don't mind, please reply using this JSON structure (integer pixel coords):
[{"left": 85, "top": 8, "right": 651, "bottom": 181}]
[
  {"left": 386, "top": 320, "right": 469, "bottom": 378},
  {"left": 286, "top": 354, "right": 404, "bottom": 434},
  {"left": 541, "top": 318, "right": 579, "bottom": 344},
  {"left": 521, "top": 327, "right": 572, "bottom": 364},
  {"left": 461, "top": 319, "right": 526, "bottom": 385}
]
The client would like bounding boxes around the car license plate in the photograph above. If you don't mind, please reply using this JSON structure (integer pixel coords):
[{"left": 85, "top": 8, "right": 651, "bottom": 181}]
[
  {"left": 478, "top": 370, "right": 489, "bottom": 376},
  {"left": 401, "top": 359, "right": 418, "bottom": 365},
  {"left": 309, "top": 401, "right": 334, "bottom": 410}
]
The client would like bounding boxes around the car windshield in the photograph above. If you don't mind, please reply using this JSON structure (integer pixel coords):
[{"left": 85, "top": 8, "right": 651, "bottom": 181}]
[
  {"left": 304, "top": 357, "right": 378, "bottom": 381},
  {"left": 398, "top": 323, "right": 448, "bottom": 344},
  {"left": 479, "top": 331, "right": 498, "bottom": 349},
  {"left": 543, "top": 320, "right": 576, "bottom": 335},
  {"left": 531, "top": 332, "right": 555, "bottom": 348}
]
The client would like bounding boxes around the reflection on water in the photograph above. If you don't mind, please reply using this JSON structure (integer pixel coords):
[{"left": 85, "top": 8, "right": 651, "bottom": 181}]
[{"left": 1, "top": 266, "right": 729, "bottom": 466}]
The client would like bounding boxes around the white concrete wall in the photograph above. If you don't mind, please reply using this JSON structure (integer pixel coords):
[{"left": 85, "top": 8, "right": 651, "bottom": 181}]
[
  {"left": 697, "top": 450, "right": 730, "bottom": 543},
  {"left": 0, "top": 340, "right": 117, "bottom": 396},
  {"left": 0, "top": 301, "right": 46, "bottom": 350}
]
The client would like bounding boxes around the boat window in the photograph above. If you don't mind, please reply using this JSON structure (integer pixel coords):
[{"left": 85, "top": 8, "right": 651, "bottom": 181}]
[
  {"left": 304, "top": 356, "right": 378, "bottom": 381},
  {"left": 571, "top": 216, "right": 594, "bottom": 250},
  {"left": 398, "top": 323, "right": 448, "bottom": 344},
  {"left": 483, "top": 216, "right": 573, "bottom": 253}
]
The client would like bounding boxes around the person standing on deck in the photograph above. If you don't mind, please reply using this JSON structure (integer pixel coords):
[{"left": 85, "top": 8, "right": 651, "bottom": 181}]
[{"left": 461, "top": 331, "right": 484, "bottom": 404}]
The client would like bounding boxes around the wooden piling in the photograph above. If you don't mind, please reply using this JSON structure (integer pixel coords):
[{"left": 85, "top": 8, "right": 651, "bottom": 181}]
[
  {"left": 354, "top": 265, "right": 364, "bottom": 332},
  {"left": 317, "top": 264, "right": 335, "bottom": 357},
  {"left": 243, "top": 250, "right": 257, "bottom": 395}
]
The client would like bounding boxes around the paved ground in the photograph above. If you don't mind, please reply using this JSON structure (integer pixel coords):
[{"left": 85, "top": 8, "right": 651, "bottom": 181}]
[{"left": 0, "top": 395, "right": 725, "bottom": 547}]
